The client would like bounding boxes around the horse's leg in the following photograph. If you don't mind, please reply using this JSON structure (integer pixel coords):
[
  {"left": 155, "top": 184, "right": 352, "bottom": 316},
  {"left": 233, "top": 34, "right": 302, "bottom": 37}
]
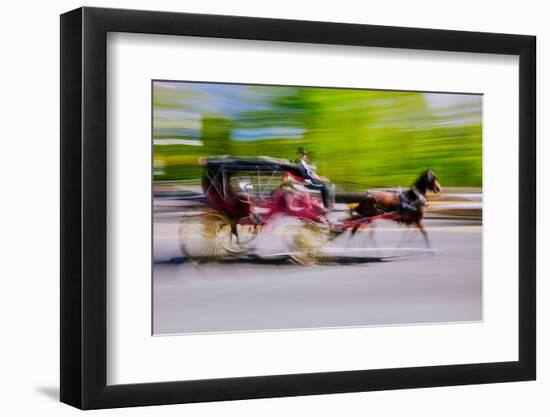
[
  {"left": 366, "top": 222, "right": 379, "bottom": 249},
  {"left": 346, "top": 224, "right": 361, "bottom": 248},
  {"left": 416, "top": 219, "right": 431, "bottom": 249},
  {"left": 344, "top": 231, "right": 353, "bottom": 248},
  {"left": 396, "top": 225, "right": 412, "bottom": 248}
]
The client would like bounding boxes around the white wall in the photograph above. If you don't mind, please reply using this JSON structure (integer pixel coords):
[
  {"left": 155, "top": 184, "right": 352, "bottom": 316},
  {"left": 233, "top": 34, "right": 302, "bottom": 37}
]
[{"left": 0, "top": 0, "right": 544, "bottom": 415}]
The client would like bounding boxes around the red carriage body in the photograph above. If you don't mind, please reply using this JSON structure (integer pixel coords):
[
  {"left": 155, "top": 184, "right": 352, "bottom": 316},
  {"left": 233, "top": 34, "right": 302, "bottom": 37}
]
[{"left": 200, "top": 156, "right": 326, "bottom": 225}]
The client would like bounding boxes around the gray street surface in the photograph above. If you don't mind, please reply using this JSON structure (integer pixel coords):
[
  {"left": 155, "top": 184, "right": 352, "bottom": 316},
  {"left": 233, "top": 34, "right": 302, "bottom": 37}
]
[{"left": 153, "top": 217, "right": 482, "bottom": 335}]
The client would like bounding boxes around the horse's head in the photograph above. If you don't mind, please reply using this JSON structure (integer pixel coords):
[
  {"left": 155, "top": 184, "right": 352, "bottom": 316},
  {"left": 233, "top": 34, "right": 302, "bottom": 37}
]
[{"left": 416, "top": 169, "right": 441, "bottom": 194}]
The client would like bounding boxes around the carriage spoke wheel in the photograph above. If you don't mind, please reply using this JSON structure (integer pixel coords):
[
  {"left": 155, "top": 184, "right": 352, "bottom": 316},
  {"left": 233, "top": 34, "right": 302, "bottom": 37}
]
[
  {"left": 222, "top": 223, "right": 261, "bottom": 254},
  {"left": 178, "top": 211, "right": 233, "bottom": 265},
  {"left": 286, "top": 220, "right": 329, "bottom": 266}
]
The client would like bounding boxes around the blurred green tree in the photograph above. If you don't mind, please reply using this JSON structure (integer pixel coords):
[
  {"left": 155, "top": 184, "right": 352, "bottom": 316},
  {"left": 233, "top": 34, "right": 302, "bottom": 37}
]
[{"left": 153, "top": 82, "right": 482, "bottom": 189}]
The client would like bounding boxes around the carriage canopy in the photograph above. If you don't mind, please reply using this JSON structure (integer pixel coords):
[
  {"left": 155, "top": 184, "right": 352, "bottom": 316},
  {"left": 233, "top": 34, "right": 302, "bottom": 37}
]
[{"left": 200, "top": 155, "right": 304, "bottom": 177}]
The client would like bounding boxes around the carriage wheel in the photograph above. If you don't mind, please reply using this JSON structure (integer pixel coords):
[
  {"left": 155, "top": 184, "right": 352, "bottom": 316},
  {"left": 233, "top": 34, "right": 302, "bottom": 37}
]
[
  {"left": 178, "top": 211, "right": 233, "bottom": 264},
  {"left": 222, "top": 223, "right": 261, "bottom": 254},
  {"left": 286, "top": 219, "right": 329, "bottom": 266}
]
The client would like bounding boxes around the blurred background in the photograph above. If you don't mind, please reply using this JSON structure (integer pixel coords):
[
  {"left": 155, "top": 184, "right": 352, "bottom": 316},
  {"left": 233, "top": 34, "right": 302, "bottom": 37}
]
[{"left": 153, "top": 81, "right": 482, "bottom": 190}]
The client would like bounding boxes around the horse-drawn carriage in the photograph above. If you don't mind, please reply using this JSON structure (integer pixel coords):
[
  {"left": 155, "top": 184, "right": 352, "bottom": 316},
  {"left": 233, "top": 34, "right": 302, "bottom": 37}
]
[{"left": 178, "top": 156, "right": 440, "bottom": 265}]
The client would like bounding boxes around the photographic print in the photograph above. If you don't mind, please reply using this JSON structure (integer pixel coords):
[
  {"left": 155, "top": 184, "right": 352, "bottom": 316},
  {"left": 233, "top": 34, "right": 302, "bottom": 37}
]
[{"left": 152, "top": 80, "right": 482, "bottom": 335}]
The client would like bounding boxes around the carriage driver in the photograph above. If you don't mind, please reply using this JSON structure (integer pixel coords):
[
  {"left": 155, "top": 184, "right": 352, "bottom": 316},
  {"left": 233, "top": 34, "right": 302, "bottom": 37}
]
[{"left": 295, "top": 147, "right": 334, "bottom": 209}]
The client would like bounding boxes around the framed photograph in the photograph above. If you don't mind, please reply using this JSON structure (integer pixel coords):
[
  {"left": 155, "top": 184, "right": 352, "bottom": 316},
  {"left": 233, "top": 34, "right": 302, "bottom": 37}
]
[{"left": 60, "top": 6, "right": 536, "bottom": 409}]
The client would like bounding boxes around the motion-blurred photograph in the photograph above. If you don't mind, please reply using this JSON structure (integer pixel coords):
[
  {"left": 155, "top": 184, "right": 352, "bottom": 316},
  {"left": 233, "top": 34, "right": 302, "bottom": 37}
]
[{"left": 152, "top": 80, "right": 482, "bottom": 335}]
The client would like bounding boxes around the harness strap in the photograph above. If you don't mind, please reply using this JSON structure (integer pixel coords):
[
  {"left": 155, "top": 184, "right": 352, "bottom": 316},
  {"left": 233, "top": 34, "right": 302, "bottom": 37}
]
[{"left": 412, "top": 187, "right": 427, "bottom": 205}]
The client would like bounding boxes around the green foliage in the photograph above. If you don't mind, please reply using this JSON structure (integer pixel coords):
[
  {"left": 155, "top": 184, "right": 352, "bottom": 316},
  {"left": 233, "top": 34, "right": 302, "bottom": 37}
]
[{"left": 153, "top": 83, "right": 482, "bottom": 189}]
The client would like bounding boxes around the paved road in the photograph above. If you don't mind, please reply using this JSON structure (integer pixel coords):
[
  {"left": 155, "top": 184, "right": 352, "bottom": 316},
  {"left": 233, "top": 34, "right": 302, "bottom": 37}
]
[{"left": 153, "top": 218, "right": 482, "bottom": 335}]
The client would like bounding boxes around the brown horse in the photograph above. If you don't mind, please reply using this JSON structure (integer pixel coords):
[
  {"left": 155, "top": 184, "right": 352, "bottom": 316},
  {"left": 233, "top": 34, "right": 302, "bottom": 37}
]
[{"left": 350, "top": 169, "right": 441, "bottom": 247}]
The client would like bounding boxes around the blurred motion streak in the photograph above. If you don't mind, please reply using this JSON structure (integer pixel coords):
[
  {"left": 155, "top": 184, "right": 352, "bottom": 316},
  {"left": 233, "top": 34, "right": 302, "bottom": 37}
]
[{"left": 153, "top": 81, "right": 481, "bottom": 190}]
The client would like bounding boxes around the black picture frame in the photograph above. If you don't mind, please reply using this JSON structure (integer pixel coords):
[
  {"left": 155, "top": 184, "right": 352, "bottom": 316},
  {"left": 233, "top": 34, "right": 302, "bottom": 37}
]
[{"left": 60, "top": 6, "right": 536, "bottom": 410}]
